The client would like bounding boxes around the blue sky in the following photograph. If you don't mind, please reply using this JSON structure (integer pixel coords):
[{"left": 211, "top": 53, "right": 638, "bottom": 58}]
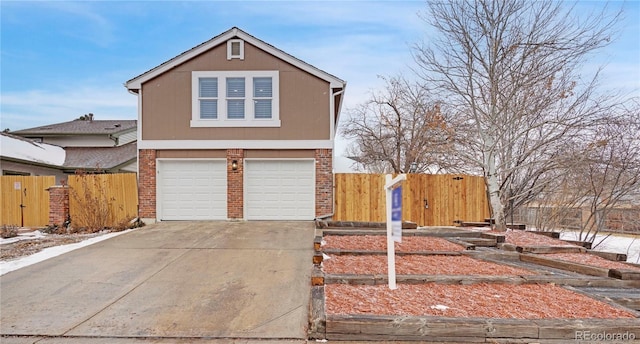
[{"left": 1, "top": 1, "right": 639, "bottom": 170}]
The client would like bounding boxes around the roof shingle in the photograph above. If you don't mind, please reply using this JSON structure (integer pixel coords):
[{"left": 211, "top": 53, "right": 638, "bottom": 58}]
[{"left": 12, "top": 120, "right": 136, "bottom": 136}]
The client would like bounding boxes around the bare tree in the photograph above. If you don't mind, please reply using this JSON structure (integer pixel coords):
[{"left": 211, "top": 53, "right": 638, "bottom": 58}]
[
  {"left": 569, "top": 103, "right": 640, "bottom": 243},
  {"left": 413, "top": 0, "right": 621, "bottom": 230},
  {"left": 342, "top": 75, "right": 456, "bottom": 173}
]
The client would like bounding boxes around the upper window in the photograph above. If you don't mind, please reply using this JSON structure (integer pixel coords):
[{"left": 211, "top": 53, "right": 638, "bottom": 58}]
[
  {"left": 191, "top": 71, "right": 280, "bottom": 127},
  {"left": 227, "top": 39, "right": 244, "bottom": 60}
]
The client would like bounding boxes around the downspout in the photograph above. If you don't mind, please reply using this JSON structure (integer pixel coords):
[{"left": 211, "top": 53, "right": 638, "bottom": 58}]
[{"left": 322, "top": 88, "right": 345, "bottom": 221}]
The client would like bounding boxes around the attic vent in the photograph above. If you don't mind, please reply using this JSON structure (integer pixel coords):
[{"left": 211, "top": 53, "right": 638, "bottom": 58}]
[{"left": 227, "top": 39, "right": 244, "bottom": 60}]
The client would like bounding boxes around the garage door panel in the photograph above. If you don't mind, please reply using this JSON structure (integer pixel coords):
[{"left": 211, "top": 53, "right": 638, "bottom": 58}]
[
  {"left": 158, "top": 160, "right": 227, "bottom": 220},
  {"left": 245, "top": 160, "right": 315, "bottom": 220}
]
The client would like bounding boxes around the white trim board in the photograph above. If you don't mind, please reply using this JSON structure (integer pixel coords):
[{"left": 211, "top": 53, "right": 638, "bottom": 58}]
[{"left": 138, "top": 140, "right": 333, "bottom": 150}]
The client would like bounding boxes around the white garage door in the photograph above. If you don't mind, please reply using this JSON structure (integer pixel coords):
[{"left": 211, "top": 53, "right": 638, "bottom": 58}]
[
  {"left": 158, "top": 160, "right": 227, "bottom": 220},
  {"left": 245, "top": 160, "right": 315, "bottom": 220}
]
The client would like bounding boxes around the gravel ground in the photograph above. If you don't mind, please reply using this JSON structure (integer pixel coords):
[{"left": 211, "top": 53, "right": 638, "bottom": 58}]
[{"left": 0, "top": 231, "right": 108, "bottom": 261}]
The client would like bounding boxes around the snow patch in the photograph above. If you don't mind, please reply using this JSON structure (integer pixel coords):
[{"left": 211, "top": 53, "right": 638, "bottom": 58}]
[
  {"left": 0, "top": 230, "right": 47, "bottom": 244},
  {"left": 1, "top": 133, "right": 65, "bottom": 166},
  {"left": 430, "top": 304, "right": 450, "bottom": 311},
  {"left": 560, "top": 231, "right": 640, "bottom": 264},
  {"left": 0, "top": 228, "right": 136, "bottom": 276}
]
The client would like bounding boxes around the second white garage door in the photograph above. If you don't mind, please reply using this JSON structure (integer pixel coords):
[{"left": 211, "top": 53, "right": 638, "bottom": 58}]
[
  {"left": 245, "top": 160, "right": 315, "bottom": 220},
  {"left": 158, "top": 160, "right": 227, "bottom": 220}
]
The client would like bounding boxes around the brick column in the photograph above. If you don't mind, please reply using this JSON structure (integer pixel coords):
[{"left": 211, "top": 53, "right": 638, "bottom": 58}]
[
  {"left": 138, "top": 149, "right": 157, "bottom": 220},
  {"left": 227, "top": 149, "right": 244, "bottom": 220},
  {"left": 47, "top": 185, "right": 69, "bottom": 226},
  {"left": 315, "top": 148, "right": 333, "bottom": 217}
]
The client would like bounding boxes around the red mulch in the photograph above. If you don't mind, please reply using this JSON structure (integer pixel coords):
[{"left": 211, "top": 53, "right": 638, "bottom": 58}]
[
  {"left": 325, "top": 283, "right": 636, "bottom": 319},
  {"left": 323, "top": 255, "right": 533, "bottom": 276},
  {"left": 502, "top": 230, "right": 577, "bottom": 247},
  {"left": 323, "top": 235, "right": 464, "bottom": 252},
  {"left": 544, "top": 253, "right": 640, "bottom": 271}
]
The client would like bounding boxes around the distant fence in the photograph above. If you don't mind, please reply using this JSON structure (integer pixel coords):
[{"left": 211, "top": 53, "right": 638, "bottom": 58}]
[
  {"left": 1, "top": 176, "right": 56, "bottom": 227},
  {"left": 515, "top": 206, "right": 640, "bottom": 233},
  {"left": 334, "top": 173, "right": 489, "bottom": 227},
  {"left": 68, "top": 173, "right": 138, "bottom": 228},
  {"left": 1, "top": 174, "right": 138, "bottom": 228}
]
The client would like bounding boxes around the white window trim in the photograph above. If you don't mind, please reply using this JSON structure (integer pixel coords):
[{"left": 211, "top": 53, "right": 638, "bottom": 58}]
[
  {"left": 227, "top": 39, "right": 244, "bottom": 60},
  {"left": 191, "top": 71, "right": 280, "bottom": 128}
]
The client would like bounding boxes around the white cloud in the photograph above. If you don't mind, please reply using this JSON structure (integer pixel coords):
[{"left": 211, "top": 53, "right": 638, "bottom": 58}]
[
  {"left": 1, "top": 85, "right": 137, "bottom": 131},
  {"left": 38, "top": 1, "right": 116, "bottom": 47}
]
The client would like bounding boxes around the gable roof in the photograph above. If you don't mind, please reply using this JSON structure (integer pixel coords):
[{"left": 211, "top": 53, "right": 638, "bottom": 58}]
[
  {"left": 11, "top": 120, "right": 137, "bottom": 137},
  {"left": 125, "top": 27, "right": 346, "bottom": 90}
]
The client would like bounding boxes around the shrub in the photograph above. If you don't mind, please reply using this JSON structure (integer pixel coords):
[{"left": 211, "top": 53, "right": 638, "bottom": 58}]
[
  {"left": 1, "top": 225, "right": 19, "bottom": 239},
  {"left": 69, "top": 171, "right": 116, "bottom": 233}
]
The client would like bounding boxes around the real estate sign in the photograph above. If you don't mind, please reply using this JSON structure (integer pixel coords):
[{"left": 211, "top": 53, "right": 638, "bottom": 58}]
[{"left": 391, "top": 186, "right": 402, "bottom": 242}]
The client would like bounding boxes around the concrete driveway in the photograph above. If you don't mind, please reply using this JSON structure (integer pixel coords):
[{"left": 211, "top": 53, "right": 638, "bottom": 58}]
[{"left": 1, "top": 221, "right": 315, "bottom": 344}]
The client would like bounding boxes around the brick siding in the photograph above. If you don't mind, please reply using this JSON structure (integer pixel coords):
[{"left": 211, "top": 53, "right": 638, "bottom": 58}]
[
  {"left": 315, "top": 148, "right": 333, "bottom": 217},
  {"left": 138, "top": 149, "right": 157, "bottom": 219},
  {"left": 47, "top": 186, "right": 69, "bottom": 226},
  {"left": 227, "top": 149, "right": 244, "bottom": 219}
]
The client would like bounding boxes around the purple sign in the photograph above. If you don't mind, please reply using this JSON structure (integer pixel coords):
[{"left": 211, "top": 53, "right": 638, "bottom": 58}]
[{"left": 392, "top": 186, "right": 402, "bottom": 242}]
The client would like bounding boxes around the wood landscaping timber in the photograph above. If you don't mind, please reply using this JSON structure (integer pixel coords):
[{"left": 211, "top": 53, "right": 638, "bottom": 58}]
[
  {"left": 589, "top": 250, "right": 628, "bottom": 262},
  {"left": 563, "top": 285, "right": 640, "bottom": 318},
  {"left": 313, "top": 235, "right": 323, "bottom": 251},
  {"left": 460, "top": 221, "right": 491, "bottom": 227},
  {"left": 516, "top": 245, "right": 586, "bottom": 254},
  {"left": 311, "top": 265, "right": 324, "bottom": 286},
  {"left": 445, "top": 238, "right": 476, "bottom": 250},
  {"left": 322, "top": 248, "right": 463, "bottom": 256},
  {"left": 321, "top": 228, "right": 482, "bottom": 238},
  {"left": 481, "top": 232, "right": 505, "bottom": 243},
  {"left": 313, "top": 252, "right": 323, "bottom": 265},
  {"left": 325, "top": 315, "right": 640, "bottom": 342},
  {"left": 611, "top": 297, "right": 640, "bottom": 311},
  {"left": 323, "top": 274, "right": 529, "bottom": 285},
  {"left": 535, "top": 318, "right": 640, "bottom": 341},
  {"left": 308, "top": 285, "right": 325, "bottom": 339},
  {"left": 498, "top": 242, "right": 518, "bottom": 251},
  {"left": 528, "top": 231, "right": 560, "bottom": 238},
  {"left": 609, "top": 269, "right": 640, "bottom": 280},
  {"left": 520, "top": 254, "right": 610, "bottom": 277},
  {"left": 452, "top": 237, "right": 496, "bottom": 247},
  {"left": 562, "top": 239, "right": 592, "bottom": 249},
  {"left": 524, "top": 275, "right": 640, "bottom": 288}
]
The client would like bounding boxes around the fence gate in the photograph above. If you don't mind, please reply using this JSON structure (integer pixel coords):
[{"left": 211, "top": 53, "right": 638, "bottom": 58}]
[
  {"left": 1, "top": 176, "right": 56, "bottom": 227},
  {"left": 334, "top": 173, "right": 489, "bottom": 227}
]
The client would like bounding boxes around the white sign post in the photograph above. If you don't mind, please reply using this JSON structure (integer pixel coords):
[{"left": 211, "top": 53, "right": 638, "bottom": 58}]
[{"left": 385, "top": 173, "right": 406, "bottom": 290}]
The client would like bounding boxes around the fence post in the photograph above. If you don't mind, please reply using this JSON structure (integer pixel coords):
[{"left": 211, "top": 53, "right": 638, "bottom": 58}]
[{"left": 47, "top": 185, "right": 69, "bottom": 226}]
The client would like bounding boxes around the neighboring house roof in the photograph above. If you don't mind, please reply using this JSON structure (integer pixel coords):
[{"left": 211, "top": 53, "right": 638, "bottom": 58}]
[
  {"left": 11, "top": 120, "right": 137, "bottom": 137},
  {"left": 0, "top": 132, "right": 66, "bottom": 167},
  {"left": 125, "top": 27, "right": 347, "bottom": 91},
  {"left": 63, "top": 141, "right": 137, "bottom": 171}
]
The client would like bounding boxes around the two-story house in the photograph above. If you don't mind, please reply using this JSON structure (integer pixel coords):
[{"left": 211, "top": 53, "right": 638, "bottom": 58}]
[{"left": 125, "top": 27, "right": 346, "bottom": 222}]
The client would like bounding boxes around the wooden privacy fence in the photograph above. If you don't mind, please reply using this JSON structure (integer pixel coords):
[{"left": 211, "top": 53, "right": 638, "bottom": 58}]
[
  {"left": 1, "top": 174, "right": 138, "bottom": 228},
  {"left": 1, "top": 176, "right": 56, "bottom": 227},
  {"left": 68, "top": 173, "right": 139, "bottom": 228},
  {"left": 334, "top": 173, "right": 490, "bottom": 227}
]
